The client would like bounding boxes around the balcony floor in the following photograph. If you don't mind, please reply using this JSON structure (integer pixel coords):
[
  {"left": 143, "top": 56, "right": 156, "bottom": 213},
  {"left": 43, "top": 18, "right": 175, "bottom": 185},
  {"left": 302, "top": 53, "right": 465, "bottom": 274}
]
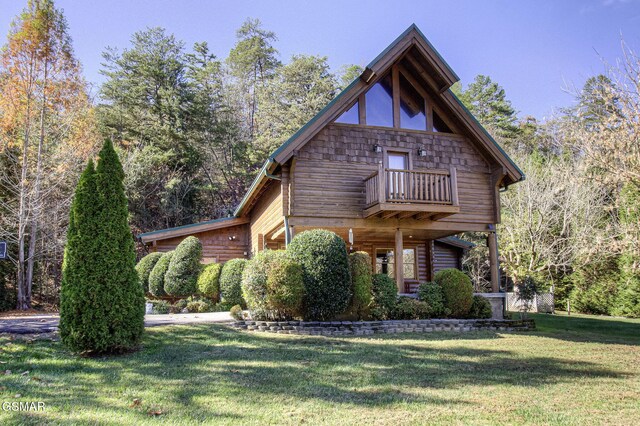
[{"left": 363, "top": 202, "right": 460, "bottom": 220}]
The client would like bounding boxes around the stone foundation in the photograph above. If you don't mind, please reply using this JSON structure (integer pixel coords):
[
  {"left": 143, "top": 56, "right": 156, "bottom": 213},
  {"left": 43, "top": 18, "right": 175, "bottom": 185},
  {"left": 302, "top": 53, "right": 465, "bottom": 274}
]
[{"left": 230, "top": 318, "right": 535, "bottom": 336}]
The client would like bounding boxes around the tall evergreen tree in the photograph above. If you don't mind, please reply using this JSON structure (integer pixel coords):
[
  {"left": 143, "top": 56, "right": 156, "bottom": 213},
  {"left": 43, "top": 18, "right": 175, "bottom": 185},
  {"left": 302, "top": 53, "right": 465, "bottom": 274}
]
[
  {"left": 60, "top": 140, "right": 144, "bottom": 353},
  {"left": 453, "top": 75, "right": 521, "bottom": 146}
]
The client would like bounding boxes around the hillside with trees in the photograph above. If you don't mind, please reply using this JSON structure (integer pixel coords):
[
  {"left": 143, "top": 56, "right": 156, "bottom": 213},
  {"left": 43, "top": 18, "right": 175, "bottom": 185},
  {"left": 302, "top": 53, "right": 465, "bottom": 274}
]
[{"left": 0, "top": 1, "right": 637, "bottom": 317}]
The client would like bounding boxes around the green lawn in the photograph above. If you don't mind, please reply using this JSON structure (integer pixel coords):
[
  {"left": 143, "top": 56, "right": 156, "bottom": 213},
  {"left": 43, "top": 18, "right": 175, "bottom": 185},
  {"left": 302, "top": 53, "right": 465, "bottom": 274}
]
[{"left": 1, "top": 313, "right": 639, "bottom": 425}]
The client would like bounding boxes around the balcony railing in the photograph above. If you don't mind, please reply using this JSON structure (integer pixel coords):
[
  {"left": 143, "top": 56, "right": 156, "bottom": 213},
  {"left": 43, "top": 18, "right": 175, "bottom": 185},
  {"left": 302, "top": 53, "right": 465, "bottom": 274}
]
[{"left": 364, "top": 164, "right": 459, "bottom": 213}]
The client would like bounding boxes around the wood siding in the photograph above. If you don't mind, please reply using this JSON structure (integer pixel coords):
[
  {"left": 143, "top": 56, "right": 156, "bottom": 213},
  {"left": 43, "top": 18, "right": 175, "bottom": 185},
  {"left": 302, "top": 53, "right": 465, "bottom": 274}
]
[
  {"left": 433, "top": 241, "right": 462, "bottom": 273},
  {"left": 152, "top": 224, "right": 249, "bottom": 264},
  {"left": 291, "top": 124, "right": 497, "bottom": 224},
  {"left": 249, "top": 182, "right": 283, "bottom": 253}
]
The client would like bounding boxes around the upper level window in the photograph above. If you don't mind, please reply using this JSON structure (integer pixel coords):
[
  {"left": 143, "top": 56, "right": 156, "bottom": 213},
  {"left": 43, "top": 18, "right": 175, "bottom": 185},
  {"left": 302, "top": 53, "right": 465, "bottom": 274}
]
[
  {"left": 335, "top": 101, "right": 359, "bottom": 124},
  {"left": 399, "top": 73, "right": 426, "bottom": 131},
  {"left": 365, "top": 74, "right": 393, "bottom": 127},
  {"left": 333, "top": 66, "right": 455, "bottom": 134}
]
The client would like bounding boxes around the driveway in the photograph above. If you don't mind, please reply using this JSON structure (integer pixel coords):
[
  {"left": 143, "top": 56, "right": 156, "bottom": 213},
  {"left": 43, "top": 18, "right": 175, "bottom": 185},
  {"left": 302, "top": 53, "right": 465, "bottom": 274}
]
[{"left": 0, "top": 312, "right": 233, "bottom": 334}]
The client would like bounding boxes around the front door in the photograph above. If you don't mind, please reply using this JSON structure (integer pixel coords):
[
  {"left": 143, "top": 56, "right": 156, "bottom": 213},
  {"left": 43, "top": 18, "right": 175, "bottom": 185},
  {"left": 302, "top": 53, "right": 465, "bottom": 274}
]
[{"left": 387, "top": 152, "right": 408, "bottom": 199}]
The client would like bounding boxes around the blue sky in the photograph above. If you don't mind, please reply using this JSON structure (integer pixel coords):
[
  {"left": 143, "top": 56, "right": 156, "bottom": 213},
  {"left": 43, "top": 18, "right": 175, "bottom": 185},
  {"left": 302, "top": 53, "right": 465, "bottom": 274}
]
[{"left": 1, "top": 0, "right": 639, "bottom": 119}]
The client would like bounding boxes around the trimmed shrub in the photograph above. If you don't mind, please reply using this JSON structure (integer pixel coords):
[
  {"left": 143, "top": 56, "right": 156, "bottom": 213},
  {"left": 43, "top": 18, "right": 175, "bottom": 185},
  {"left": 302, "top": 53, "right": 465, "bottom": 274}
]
[
  {"left": 198, "top": 263, "right": 222, "bottom": 301},
  {"left": 220, "top": 259, "right": 248, "bottom": 306},
  {"left": 370, "top": 274, "right": 397, "bottom": 320},
  {"left": 468, "top": 295, "right": 492, "bottom": 319},
  {"left": 434, "top": 269, "right": 473, "bottom": 318},
  {"left": 170, "top": 299, "right": 188, "bottom": 314},
  {"left": 164, "top": 236, "right": 202, "bottom": 297},
  {"left": 148, "top": 251, "right": 173, "bottom": 297},
  {"left": 185, "top": 297, "right": 213, "bottom": 313},
  {"left": 136, "top": 252, "right": 163, "bottom": 294},
  {"left": 417, "top": 281, "right": 447, "bottom": 317},
  {"left": 392, "top": 296, "right": 432, "bottom": 320},
  {"left": 150, "top": 300, "right": 170, "bottom": 314},
  {"left": 348, "top": 252, "right": 373, "bottom": 319},
  {"left": 266, "top": 253, "right": 305, "bottom": 319},
  {"left": 230, "top": 304, "right": 243, "bottom": 320},
  {"left": 242, "top": 250, "right": 305, "bottom": 320},
  {"left": 288, "top": 230, "right": 352, "bottom": 320},
  {"left": 60, "top": 140, "right": 145, "bottom": 353}
]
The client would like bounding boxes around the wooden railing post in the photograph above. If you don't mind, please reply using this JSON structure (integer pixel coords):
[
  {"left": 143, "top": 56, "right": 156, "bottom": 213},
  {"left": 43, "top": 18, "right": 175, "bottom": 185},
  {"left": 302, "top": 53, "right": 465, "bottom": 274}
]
[
  {"left": 449, "top": 166, "right": 459, "bottom": 206},
  {"left": 377, "top": 163, "right": 386, "bottom": 203}
]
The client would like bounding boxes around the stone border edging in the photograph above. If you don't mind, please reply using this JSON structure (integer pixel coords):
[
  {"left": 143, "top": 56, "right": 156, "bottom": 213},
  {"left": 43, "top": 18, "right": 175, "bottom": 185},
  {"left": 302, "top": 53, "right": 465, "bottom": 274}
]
[{"left": 230, "top": 318, "right": 535, "bottom": 336}]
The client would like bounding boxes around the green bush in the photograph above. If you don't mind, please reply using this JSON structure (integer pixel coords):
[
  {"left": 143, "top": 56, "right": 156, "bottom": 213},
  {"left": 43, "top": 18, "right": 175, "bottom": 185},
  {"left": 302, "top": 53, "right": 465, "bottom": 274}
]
[
  {"left": 613, "top": 254, "right": 640, "bottom": 318},
  {"left": 348, "top": 252, "right": 373, "bottom": 319},
  {"left": 468, "top": 295, "right": 492, "bottom": 319},
  {"left": 60, "top": 140, "right": 145, "bottom": 353},
  {"left": 266, "top": 253, "right": 305, "bottom": 319},
  {"left": 185, "top": 297, "right": 213, "bottom": 313},
  {"left": 392, "top": 296, "right": 432, "bottom": 320},
  {"left": 434, "top": 269, "right": 473, "bottom": 318},
  {"left": 241, "top": 250, "right": 305, "bottom": 320},
  {"left": 164, "top": 236, "right": 202, "bottom": 297},
  {"left": 170, "top": 299, "right": 188, "bottom": 314},
  {"left": 197, "top": 263, "right": 222, "bottom": 301},
  {"left": 370, "top": 274, "right": 397, "bottom": 320},
  {"left": 148, "top": 251, "right": 173, "bottom": 297},
  {"left": 230, "top": 304, "right": 243, "bottom": 320},
  {"left": 149, "top": 300, "right": 170, "bottom": 314},
  {"left": 288, "top": 230, "right": 352, "bottom": 320},
  {"left": 220, "top": 258, "right": 248, "bottom": 307},
  {"left": 417, "top": 281, "right": 447, "bottom": 317},
  {"left": 136, "top": 252, "right": 163, "bottom": 294}
]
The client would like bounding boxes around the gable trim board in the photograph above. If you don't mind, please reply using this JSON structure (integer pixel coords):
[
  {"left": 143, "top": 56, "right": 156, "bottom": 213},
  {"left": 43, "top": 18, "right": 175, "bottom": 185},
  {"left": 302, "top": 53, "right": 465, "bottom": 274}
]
[{"left": 233, "top": 23, "right": 524, "bottom": 219}]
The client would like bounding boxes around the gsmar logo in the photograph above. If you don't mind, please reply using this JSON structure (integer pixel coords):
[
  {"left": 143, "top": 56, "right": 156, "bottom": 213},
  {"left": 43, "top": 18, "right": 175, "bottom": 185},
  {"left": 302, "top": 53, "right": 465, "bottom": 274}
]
[{"left": 2, "top": 401, "right": 46, "bottom": 411}]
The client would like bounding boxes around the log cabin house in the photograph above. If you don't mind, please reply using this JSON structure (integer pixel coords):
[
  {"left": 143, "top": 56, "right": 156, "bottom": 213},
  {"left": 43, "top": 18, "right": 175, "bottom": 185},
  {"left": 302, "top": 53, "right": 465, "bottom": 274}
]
[{"left": 139, "top": 24, "right": 524, "bottom": 295}]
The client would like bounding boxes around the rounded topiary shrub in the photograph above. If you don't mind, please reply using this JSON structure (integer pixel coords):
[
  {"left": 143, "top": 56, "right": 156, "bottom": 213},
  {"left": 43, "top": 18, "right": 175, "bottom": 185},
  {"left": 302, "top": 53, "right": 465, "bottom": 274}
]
[
  {"left": 392, "top": 296, "right": 432, "bottom": 320},
  {"left": 230, "top": 304, "right": 244, "bottom": 320},
  {"left": 288, "top": 230, "right": 352, "bottom": 320},
  {"left": 370, "top": 273, "right": 397, "bottom": 320},
  {"left": 266, "top": 252, "right": 305, "bottom": 319},
  {"left": 434, "top": 268, "right": 473, "bottom": 318},
  {"left": 148, "top": 251, "right": 173, "bottom": 297},
  {"left": 241, "top": 251, "right": 271, "bottom": 319},
  {"left": 417, "top": 281, "right": 447, "bottom": 317},
  {"left": 349, "top": 252, "right": 373, "bottom": 319},
  {"left": 468, "top": 295, "right": 493, "bottom": 319},
  {"left": 198, "top": 263, "right": 222, "bottom": 301},
  {"left": 164, "top": 236, "right": 202, "bottom": 297},
  {"left": 136, "top": 252, "right": 163, "bottom": 294},
  {"left": 220, "top": 258, "right": 248, "bottom": 307},
  {"left": 242, "top": 250, "right": 305, "bottom": 320}
]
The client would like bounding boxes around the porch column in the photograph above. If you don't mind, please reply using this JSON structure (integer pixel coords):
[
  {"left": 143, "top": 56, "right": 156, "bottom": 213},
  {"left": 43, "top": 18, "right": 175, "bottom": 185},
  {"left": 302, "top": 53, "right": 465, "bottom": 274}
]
[
  {"left": 488, "top": 231, "right": 500, "bottom": 293},
  {"left": 395, "top": 228, "right": 404, "bottom": 293}
]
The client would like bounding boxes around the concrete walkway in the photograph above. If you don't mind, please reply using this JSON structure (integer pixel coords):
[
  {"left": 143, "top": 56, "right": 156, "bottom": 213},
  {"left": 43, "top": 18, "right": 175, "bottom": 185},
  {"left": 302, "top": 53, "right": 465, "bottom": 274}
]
[{"left": 0, "top": 312, "right": 233, "bottom": 334}]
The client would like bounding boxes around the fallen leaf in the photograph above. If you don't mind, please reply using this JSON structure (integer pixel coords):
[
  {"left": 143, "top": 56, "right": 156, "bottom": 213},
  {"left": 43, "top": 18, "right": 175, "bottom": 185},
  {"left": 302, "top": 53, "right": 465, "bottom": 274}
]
[
  {"left": 147, "top": 409, "right": 164, "bottom": 416},
  {"left": 29, "top": 376, "right": 42, "bottom": 382},
  {"left": 130, "top": 398, "right": 142, "bottom": 408},
  {"left": 21, "top": 371, "right": 29, "bottom": 376},
  {"left": 14, "top": 394, "right": 21, "bottom": 398},
  {"left": 0, "top": 386, "right": 7, "bottom": 391}
]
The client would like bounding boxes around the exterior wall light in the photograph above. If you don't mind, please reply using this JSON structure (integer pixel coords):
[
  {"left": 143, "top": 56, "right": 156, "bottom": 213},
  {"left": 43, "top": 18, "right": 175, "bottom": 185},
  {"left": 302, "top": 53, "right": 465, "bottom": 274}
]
[
  {"left": 228, "top": 236, "right": 236, "bottom": 241},
  {"left": 417, "top": 147, "right": 428, "bottom": 157},
  {"left": 373, "top": 144, "right": 383, "bottom": 153}
]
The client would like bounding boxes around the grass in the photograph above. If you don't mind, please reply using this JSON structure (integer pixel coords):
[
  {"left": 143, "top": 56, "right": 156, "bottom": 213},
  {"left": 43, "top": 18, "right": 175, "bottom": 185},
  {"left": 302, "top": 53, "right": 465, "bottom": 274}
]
[{"left": 1, "top": 312, "right": 639, "bottom": 425}]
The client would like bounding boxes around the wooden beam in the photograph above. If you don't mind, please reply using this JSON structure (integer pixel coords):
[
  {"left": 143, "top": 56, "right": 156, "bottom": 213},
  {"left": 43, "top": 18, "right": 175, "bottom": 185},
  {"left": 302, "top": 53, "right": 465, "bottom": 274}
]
[
  {"left": 395, "top": 228, "right": 404, "bottom": 293},
  {"left": 288, "top": 216, "right": 492, "bottom": 232},
  {"left": 392, "top": 65, "right": 400, "bottom": 128},
  {"left": 270, "top": 227, "right": 286, "bottom": 240},
  {"left": 491, "top": 167, "right": 507, "bottom": 224},
  {"left": 425, "top": 240, "right": 434, "bottom": 281},
  {"left": 488, "top": 231, "right": 499, "bottom": 292}
]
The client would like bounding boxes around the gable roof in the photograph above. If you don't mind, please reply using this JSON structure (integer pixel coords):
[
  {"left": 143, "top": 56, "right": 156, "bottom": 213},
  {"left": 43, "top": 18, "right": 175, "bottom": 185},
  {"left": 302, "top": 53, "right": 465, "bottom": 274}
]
[{"left": 234, "top": 23, "right": 524, "bottom": 217}]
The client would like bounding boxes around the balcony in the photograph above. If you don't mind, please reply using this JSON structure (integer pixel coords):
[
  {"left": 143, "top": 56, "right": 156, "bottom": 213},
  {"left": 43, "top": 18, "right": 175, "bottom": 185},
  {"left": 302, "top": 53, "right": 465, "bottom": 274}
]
[{"left": 363, "top": 164, "right": 460, "bottom": 219}]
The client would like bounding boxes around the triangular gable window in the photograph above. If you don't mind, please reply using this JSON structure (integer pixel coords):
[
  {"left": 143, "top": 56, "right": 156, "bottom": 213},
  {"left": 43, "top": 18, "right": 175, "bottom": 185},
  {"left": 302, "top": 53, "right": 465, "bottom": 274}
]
[
  {"left": 333, "top": 67, "right": 455, "bottom": 134},
  {"left": 335, "top": 101, "right": 359, "bottom": 124}
]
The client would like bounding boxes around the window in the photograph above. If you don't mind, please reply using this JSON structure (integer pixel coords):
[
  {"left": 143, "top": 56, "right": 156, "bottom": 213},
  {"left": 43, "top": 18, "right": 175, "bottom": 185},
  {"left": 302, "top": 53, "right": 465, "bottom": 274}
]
[
  {"left": 399, "top": 73, "right": 426, "bottom": 130},
  {"left": 433, "top": 110, "right": 452, "bottom": 133},
  {"left": 375, "top": 248, "right": 417, "bottom": 280},
  {"left": 335, "top": 101, "right": 359, "bottom": 124},
  {"left": 365, "top": 74, "right": 393, "bottom": 127}
]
